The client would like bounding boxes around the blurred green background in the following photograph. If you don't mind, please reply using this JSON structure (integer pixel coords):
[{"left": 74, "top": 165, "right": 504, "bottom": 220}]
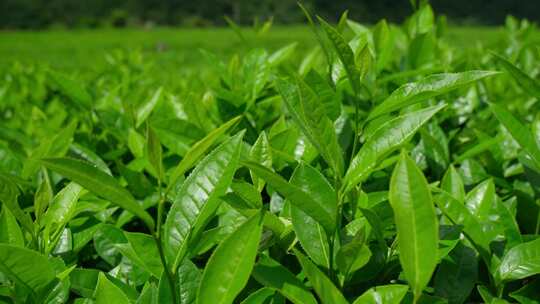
[{"left": 1, "top": 0, "right": 539, "bottom": 74}]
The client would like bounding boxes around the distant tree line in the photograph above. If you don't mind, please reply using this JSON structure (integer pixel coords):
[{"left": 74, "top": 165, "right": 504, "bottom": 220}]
[{"left": 1, "top": 0, "right": 538, "bottom": 29}]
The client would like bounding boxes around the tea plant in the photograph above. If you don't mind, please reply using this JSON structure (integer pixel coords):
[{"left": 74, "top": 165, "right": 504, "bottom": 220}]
[{"left": 1, "top": 3, "right": 540, "bottom": 304}]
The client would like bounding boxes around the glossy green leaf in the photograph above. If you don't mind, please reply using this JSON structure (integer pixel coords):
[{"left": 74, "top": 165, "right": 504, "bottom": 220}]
[
  {"left": 167, "top": 116, "right": 241, "bottom": 192},
  {"left": 509, "top": 278, "right": 540, "bottom": 304},
  {"left": 164, "top": 132, "right": 243, "bottom": 269},
  {"left": 116, "top": 232, "right": 163, "bottom": 278},
  {"left": 498, "top": 237, "right": 540, "bottom": 281},
  {"left": 318, "top": 17, "right": 361, "bottom": 95},
  {"left": 252, "top": 255, "right": 318, "bottom": 304},
  {"left": 492, "top": 52, "right": 540, "bottom": 99},
  {"left": 0, "top": 244, "right": 56, "bottom": 293},
  {"left": 345, "top": 104, "right": 445, "bottom": 190},
  {"left": 197, "top": 212, "right": 263, "bottom": 304},
  {"left": 289, "top": 163, "right": 336, "bottom": 266},
  {"left": 40, "top": 157, "right": 155, "bottom": 230},
  {"left": 389, "top": 151, "right": 438, "bottom": 301},
  {"left": 136, "top": 87, "right": 163, "bottom": 128},
  {"left": 293, "top": 249, "right": 348, "bottom": 304},
  {"left": 249, "top": 131, "right": 272, "bottom": 191},
  {"left": 441, "top": 165, "right": 465, "bottom": 203},
  {"left": 490, "top": 102, "right": 540, "bottom": 167},
  {"left": 177, "top": 259, "right": 201, "bottom": 304},
  {"left": 0, "top": 207, "right": 24, "bottom": 246},
  {"left": 243, "top": 161, "right": 337, "bottom": 234},
  {"left": 0, "top": 174, "right": 33, "bottom": 234},
  {"left": 94, "top": 272, "right": 130, "bottom": 304},
  {"left": 367, "top": 71, "right": 498, "bottom": 121},
  {"left": 240, "top": 288, "right": 275, "bottom": 304},
  {"left": 275, "top": 76, "right": 344, "bottom": 176},
  {"left": 352, "top": 285, "right": 409, "bottom": 304}
]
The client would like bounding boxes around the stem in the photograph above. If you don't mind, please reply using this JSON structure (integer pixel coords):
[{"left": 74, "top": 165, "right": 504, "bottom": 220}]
[
  {"left": 328, "top": 234, "right": 335, "bottom": 280},
  {"left": 535, "top": 207, "right": 540, "bottom": 235},
  {"left": 154, "top": 235, "right": 178, "bottom": 304},
  {"left": 349, "top": 99, "right": 360, "bottom": 165}
]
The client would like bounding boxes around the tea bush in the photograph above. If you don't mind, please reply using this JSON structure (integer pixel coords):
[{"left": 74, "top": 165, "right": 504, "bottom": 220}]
[{"left": 1, "top": 4, "right": 540, "bottom": 304}]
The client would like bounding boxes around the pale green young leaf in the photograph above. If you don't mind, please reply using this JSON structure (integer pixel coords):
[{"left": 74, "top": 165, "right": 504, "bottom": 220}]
[
  {"left": 498, "top": 237, "right": 540, "bottom": 281},
  {"left": 136, "top": 87, "right": 163, "bottom": 128},
  {"left": 318, "top": 16, "right": 361, "bottom": 96},
  {"left": 94, "top": 272, "right": 130, "bottom": 304},
  {"left": 40, "top": 157, "right": 155, "bottom": 231},
  {"left": 352, "top": 285, "right": 409, "bottom": 304},
  {"left": 0, "top": 207, "right": 24, "bottom": 246},
  {"left": 367, "top": 71, "right": 498, "bottom": 121},
  {"left": 490, "top": 103, "right": 540, "bottom": 168},
  {"left": 243, "top": 161, "right": 337, "bottom": 234},
  {"left": 441, "top": 165, "right": 465, "bottom": 203},
  {"left": 492, "top": 53, "right": 540, "bottom": 99},
  {"left": 0, "top": 244, "right": 56, "bottom": 293},
  {"left": 164, "top": 132, "right": 243, "bottom": 269},
  {"left": 197, "top": 212, "right": 263, "bottom": 304},
  {"left": 0, "top": 174, "right": 33, "bottom": 234},
  {"left": 293, "top": 249, "right": 348, "bottom": 304},
  {"left": 167, "top": 116, "right": 241, "bottom": 193},
  {"left": 48, "top": 70, "right": 92, "bottom": 109},
  {"left": 252, "top": 255, "right": 318, "bottom": 304},
  {"left": 275, "top": 77, "right": 343, "bottom": 176},
  {"left": 389, "top": 151, "right": 438, "bottom": 301},
  {"left": 345, "top": 104, "right": 445, "bottom": 191},
  {"left": 249, "top": 131, "right": 272, "bottom": 191}
]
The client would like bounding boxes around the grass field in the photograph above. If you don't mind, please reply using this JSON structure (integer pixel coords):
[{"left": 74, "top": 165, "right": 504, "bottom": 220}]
[{"left": 0, "top": 25, "right": 515, "bottom": 73}]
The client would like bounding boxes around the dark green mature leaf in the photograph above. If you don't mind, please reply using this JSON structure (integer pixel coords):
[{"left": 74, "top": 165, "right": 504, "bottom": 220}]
[
  {"left": 293, "top": 249, "right": 348, "bottom": 304},
  {"left": 434, "top": 243, "right": 478, "bottom": 304},
  {"left": 389, "top": 151, "right": 438, "bottom": 301},
  {"left": 40, "top": 157, "right": 155, "bottom": 230},
  {"left": 434, "top": 190, "right": 492, "bottom": 258},
  {"left": 509, "top": 278, "right": 540, "bottom": 303},
  {"left": 243, "top": 161, "right": 337, "bottom": 234},
  {"left": 367, "top": 71, "right": 498, "bottom": 121},
  {"left": 167, "top": 116, "right": 241, "bottom": 193},
  {"left": 252, "top": 255, "right": 318, "bottom": 304},
  {"left": 492, "top": 52, "right": 540, "bottom": 99},
  {"left": 490, "top": 103, "right": 540, "bottom": 167},
  {"left": 352, "top": 285, "right": 409, "bottom": 304},
  {"left": 94, "top": 272, "right": 130, "bottom": 304},
  {"left": 0, "top": 244, "right": 56, "bottom": 293},
  {"left": 0, "top": 174, "right": 33, "bottom": 233},
  {"left": 345, "top": 104, "right": 445, "bottom": 190},
  {"left": 498, "top": 237, "right": 540, "bottom": 281},
  {"left": 275, "top": 76, "right": 344, "bottom": 176},
  {"left": 197, "top": 212, "right": 263, "bottom": 304},
  {"left": 42, "top": 182, "right": 83, "bottom": 231},
  {"left": 164, "top": 132, "right": 244, "bottom": 269},
  {"left": 317, "top": 16, "right": 361, "bottom": 95}
]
